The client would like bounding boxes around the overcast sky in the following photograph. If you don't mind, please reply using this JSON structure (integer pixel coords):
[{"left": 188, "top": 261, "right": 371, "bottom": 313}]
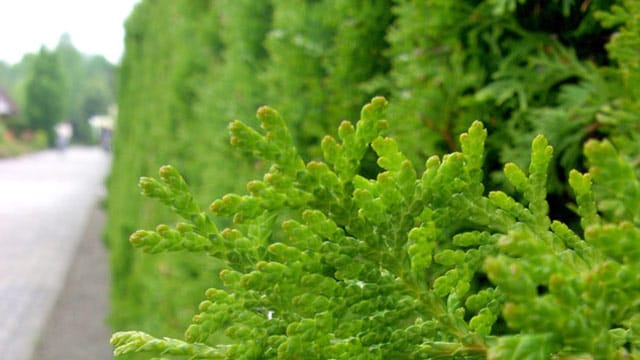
[{"left": 0, "top": 0, "right": 141, "bottom": 65}]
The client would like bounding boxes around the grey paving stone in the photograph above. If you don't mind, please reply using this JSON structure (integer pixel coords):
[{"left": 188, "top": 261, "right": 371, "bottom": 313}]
[
  {"left": 0, "top": 147, "right": 110, "bottom": 360},
  {"left": 31, "top": 205, "right": 111, "bottom": 360}
]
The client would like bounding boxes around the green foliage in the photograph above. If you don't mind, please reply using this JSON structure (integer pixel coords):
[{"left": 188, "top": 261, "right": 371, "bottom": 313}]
[
  {"left": 24, "top": 47, "right": 66, "bottom": 147},
  {"left": 261, "top": 0, "right": 394, "bottom": 158},
  {"left": 385, "top": 0, "right": 636, "bottom": 204},
  {"left": 321, "top": 0, "right": 393, "bottom": 128},
  {"left": 262, "top": 0, "right": 333, "bottom": 158},
  {"left": 109, "top": 0, "right": 640, "bottom": 354},
  {"left": 113, "top": 98, "right": 640, "bottom": 359},
  {"left": 593, "top": 0, "right": 640, "bottom": 170},
  {"left": 56, "top": 34, "right": 116, "bottom": 143},
  {"left": 200, "top": 0, "right": 270, "bottom": 126},
  {"left": 0, "top": 35, "right": 116, "bottom": 144},
  {"left": 0, "top": 57, "right": 33, "bottom": 127},
  {"left": 0, "top": 128, "right": 48, "bottom": 157},
  {"left": 107, "top": 2, "right": 255, "bottom": 348}
]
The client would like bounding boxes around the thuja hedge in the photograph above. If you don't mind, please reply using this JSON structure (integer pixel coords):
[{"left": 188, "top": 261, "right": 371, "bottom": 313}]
[
  {"left": 112, "top": 97, "right": 640, "bottom": 359},
  {"left": 108, "top": 1, "right": 254, "bottom": 340},
  {"left": 108, "top": 0, "right": 638, "bottom": 347}
]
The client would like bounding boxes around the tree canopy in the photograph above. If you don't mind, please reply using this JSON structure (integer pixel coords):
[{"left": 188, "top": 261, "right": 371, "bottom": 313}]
[
  {"left": 24, "top": 47, "right": 66, "bottom": 146},
  {"left": 0, "top": 35, "right": 116, "bottom": 145}
]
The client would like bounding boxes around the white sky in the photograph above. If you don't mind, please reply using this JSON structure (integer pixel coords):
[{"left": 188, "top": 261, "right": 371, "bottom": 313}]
[{"left": 0, "top": 0, "right": 141, "bottom": 65}]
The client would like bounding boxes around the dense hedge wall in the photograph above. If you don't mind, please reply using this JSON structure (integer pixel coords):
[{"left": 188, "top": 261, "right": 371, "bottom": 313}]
[{"left": 108, "top": 0, "right": 638, "bottom": 355}]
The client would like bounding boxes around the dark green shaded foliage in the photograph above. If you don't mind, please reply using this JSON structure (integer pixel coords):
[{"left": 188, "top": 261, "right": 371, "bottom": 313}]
[
  {"left": 385, "top": 0, "right": 636, "bottom": 216},
  {"left": 113, "top": 98, "right": 640, "bottom": 359},
  {"left": 24, "top": 48, "right": 66, "bottom": 146}
]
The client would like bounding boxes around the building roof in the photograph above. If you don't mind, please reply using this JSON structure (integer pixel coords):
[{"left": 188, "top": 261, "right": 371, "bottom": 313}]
[{"left": 0, "top": 88, "right": 18, "bottom": 116}]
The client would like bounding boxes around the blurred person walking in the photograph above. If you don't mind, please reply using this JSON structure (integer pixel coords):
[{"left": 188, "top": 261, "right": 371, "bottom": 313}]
[{"left": 54, "top": 122, "right": 73, "bottom": 150}]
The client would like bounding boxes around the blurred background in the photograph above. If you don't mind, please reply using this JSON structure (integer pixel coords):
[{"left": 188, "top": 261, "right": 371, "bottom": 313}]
[
  {"left": 1, "top": 0, "right": 638, "bottom": 359},
  {"left": 0, "top": 1, "right": 137, "bottom": 359}
]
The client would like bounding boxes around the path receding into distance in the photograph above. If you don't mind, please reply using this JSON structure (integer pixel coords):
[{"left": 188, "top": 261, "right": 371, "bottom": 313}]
[{"left": 0, "top": 147, "right": 111, "bottom": 359}]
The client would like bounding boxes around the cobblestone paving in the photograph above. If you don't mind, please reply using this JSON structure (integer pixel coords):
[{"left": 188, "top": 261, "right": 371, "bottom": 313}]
[{"left": 0, "top": 147, "right": 110, "bottom": 360}]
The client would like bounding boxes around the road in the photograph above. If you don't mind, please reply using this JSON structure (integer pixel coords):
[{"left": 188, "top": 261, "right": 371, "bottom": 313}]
[{"left": 0, "top": 147, "right": 111, "bottom": 360}]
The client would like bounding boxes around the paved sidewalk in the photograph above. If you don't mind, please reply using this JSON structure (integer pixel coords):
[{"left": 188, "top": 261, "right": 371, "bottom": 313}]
[
  {"left": 31, "top": 205, "right": 111, "bottom": 359},
  {"left": 0, "top": 147, "right": 110, "bottom": 359}
]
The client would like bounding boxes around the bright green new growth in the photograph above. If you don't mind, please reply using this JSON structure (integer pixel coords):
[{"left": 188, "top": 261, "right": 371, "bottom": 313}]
[{"left": 112, "top": 98, "right": 640, "bottom": 359}]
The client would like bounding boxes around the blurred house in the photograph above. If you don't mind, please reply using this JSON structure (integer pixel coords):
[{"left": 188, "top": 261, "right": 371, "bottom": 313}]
[
  {"left": 0, "top": 88, "right": 18, "bottom": 121},
  {"left": 88, "top": 105, "right": 116, "bottom": 151}
]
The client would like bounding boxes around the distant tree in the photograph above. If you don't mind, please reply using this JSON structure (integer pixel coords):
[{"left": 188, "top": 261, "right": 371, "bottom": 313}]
[
  {"left": 24, "top": 47, "right": 67, "bottom": 146},
  {"left": 1, "top": 36, "right": 115, "bottom": 143},
  {"left": 55, "top": 35, "right": 116, "bottom": 143},
  {"left": 82, "top": 55, "right": 116, "bottom": 123},
  {"left": 82, "top": 79, "right": 111, "bottom": 119},
  {"left": 55, "top": 34, "right": 85, "bottom": 140},
  {"left": 6, "top": 54, "right": 36, "bottom": 126},
  {"left": 0, "top": 57, "right": 33, "bottom": 131},
  {"left": 0, "top": 61, "right": 11, "bottom": 87}
]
